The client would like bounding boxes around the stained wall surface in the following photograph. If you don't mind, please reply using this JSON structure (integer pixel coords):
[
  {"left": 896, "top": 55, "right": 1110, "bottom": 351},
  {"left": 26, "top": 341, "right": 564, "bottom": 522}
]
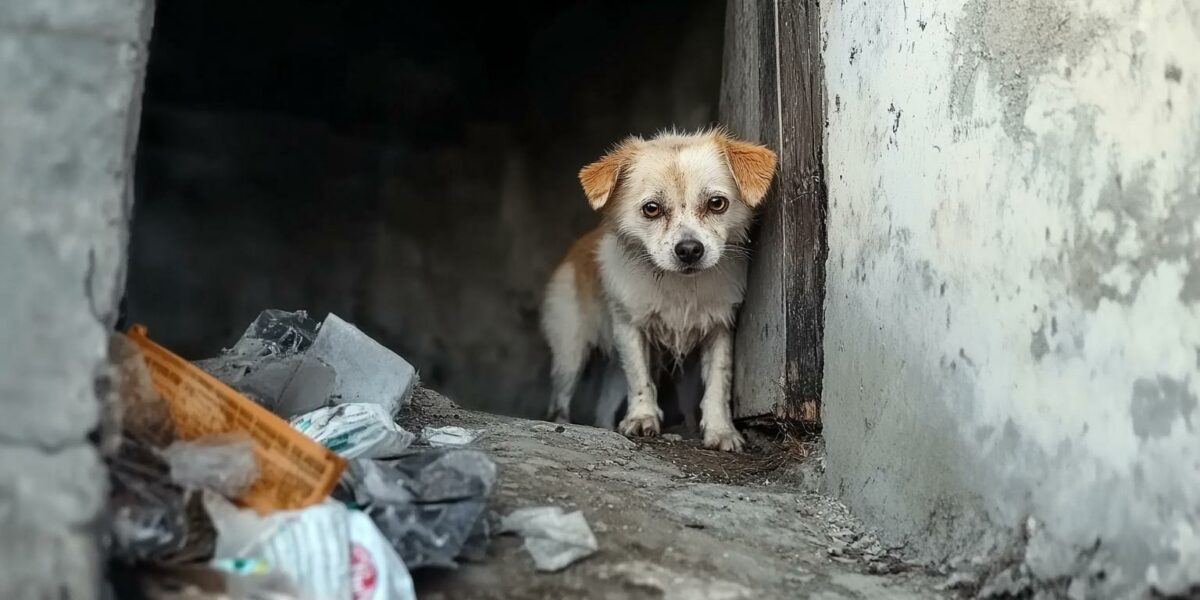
[{"left": 820, "top": 0, "right": 1200, "bottom": 595}]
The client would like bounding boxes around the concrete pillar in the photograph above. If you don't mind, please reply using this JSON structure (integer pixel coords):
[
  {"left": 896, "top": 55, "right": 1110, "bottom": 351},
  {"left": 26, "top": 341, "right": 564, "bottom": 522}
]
[{"left": 0, "top": 1, "right": 154, "bottom": 597}]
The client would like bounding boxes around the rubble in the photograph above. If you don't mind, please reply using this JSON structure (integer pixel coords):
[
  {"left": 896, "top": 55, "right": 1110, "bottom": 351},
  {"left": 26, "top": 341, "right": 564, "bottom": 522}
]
[
  {"left": 420, "top": 425, "right": 483, "bottom": 447},
  {"left": 99, "top": 308, "right": 947, "bottom": 599},
  {"left": 107, "top": 437, "right": 216, "bottom": 564},
  {"left": 308, "top": 313, "right": 417, "bottom": 415},
  {"left": 161, "top": 435, "right": 259, "bottom": 498},
  {"left": 125, "top": 324, "right": 346, "bottom": 512},
  {"left": 291, "top": 403, "right": 416, "bottom": 459},
  {"left": 500, "top": 506, "right": 599, "bottom": 571},
  {"left": 205, "top": 496, "right": 416, "bottom": 600},
  {"left": 338, "top": 449, "right": 498, "bottom": 569},
  {"left": 194, "top": 310, "right": 333, "bottom": 419},
  {"left": 598, "top": 561, "right": 754, "bottom": 600},
  {"left": 196, "top": 310, "right": 417, "bottom": 418},
  {"left": 104, "top": 313, "right": 491, "bottom": 599}
]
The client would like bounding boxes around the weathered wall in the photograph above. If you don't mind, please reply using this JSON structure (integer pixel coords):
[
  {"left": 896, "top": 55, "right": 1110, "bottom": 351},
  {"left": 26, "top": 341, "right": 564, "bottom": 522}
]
[
  {"left": 0, "top": 0, "right": 153, "bottom": 597},
  {"left": 821, "top": 0, "right": 1200, "bottom": 596},
  {"left": 126, "top": 0, "right": 723, "bottom": 418}
]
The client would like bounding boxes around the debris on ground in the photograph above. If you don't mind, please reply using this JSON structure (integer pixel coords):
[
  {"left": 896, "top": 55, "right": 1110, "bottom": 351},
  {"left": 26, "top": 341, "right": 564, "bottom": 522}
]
[
  {"left": 291, "top": 403, "right": 416, "bottom": 459},
  {"left": 161, "top": 434, "right": 259, "bottom": 498},
  {"left": 107, "top": 436, "right": 216, "bottom": 564},
  {"left": 598, "top": 560, "right": 754, "bottom": 600},
  {"left": 338, "top": 449, "right": 498, "bottom": 569},
  {"left": 125, "top": 324, "right": 346, "bottom": 512},
  {"left": 308, "top": 313, "right": 417, "bottom": 414},
  {"left": 196, "top": 309, "right": 417, "bottom": 418},
  {"left": 104, "top": 311, "right": 496, "bottom": 599},
  {"left": 420, "top": 425, "right": 483, "bottom": 447},
  {"left": 102, "top": 308, "right": 938, "bottom": 599},
  {"left": 193, "top": 309, "right": 334, "bottom": 419},
  {"left": 500, "top": 506, "right": 599, "bottom": 572},
  {"left": 405, "top": 389, "right": 942, "bottom": 600},
  {"left": 110, "top": 561, "right": 307, "bottom": 600},
  {"left": 205, "top": 495, "right": 417, "bottom": 600}
]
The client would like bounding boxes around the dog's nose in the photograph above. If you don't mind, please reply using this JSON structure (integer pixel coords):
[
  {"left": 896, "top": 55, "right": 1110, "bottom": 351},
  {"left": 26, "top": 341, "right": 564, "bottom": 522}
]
[{"left": 674, "top": 240, "right": 705, "bottom": 265}]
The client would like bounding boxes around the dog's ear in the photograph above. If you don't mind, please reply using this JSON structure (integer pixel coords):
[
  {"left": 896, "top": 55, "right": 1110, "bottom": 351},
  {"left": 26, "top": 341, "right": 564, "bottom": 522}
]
[
  {"left": 579, "top": 137, "right": 638, "bottom": 210},
  {"left": 717, "top": 133, "right": 777, "bottom": 207}
]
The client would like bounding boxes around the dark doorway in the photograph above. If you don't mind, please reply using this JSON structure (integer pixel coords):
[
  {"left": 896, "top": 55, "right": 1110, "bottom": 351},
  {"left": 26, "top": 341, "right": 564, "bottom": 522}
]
[{"left": 127, "top": 1, "right": 726, "bottom": 417}]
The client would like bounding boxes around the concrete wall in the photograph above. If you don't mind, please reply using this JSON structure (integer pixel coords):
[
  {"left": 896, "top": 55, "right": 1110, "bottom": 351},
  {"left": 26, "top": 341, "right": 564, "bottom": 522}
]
[
  {"left": 0, "top": 0, "right": 153, "bottom": 597},
  {"left": 126, "top": 0, "right": 723, "bottom": 419},
  {"left": 821, "top": 0, "right": 1200, "bottom": 596}
]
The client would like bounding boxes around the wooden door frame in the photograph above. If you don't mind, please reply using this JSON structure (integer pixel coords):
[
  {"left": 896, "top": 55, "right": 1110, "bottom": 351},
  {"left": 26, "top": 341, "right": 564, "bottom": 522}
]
[{"left": 721, "top": 0, "right": 826, "bottom": 425}]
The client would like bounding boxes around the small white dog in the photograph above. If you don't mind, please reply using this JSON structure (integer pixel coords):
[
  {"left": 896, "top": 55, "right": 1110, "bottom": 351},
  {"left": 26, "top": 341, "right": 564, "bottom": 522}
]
[{"left": 541, "top": 128, "right": 777, "bottom": 451}]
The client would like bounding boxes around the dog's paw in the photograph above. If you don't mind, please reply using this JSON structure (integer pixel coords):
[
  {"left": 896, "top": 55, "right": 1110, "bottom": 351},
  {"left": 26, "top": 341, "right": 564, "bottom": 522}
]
[
  {"left": 546, "top": 407, "right": 571, "bottom": 424},
  {"left": 619, "top": 413, "right": 661, "bottom": 437},
  {"left": 702, "top": 427, "right": 745, "bottom": 452}
]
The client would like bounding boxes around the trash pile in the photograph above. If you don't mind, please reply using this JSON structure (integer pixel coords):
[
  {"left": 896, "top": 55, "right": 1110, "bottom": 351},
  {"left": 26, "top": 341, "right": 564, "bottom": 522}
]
[{"left": 103, "top": 310, "right": 499, "bottom": 599}]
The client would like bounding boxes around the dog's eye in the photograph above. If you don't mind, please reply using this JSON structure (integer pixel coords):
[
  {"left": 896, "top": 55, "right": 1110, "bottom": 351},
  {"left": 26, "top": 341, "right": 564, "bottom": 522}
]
[
  {"left": 707, "top": 196, "right": 729, "bottom": 214},
  {"left": 641, "top": 201, "right": 663, "bottom": 219}
]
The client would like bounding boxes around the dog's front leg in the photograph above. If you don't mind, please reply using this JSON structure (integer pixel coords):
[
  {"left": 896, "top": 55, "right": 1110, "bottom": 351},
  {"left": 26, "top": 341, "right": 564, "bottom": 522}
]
[
  {"left": 700, "top": 327, "right": 745, "bottom": 452},
  {"left": 613, "top": 316, "right": 661, "bottom": 437}
]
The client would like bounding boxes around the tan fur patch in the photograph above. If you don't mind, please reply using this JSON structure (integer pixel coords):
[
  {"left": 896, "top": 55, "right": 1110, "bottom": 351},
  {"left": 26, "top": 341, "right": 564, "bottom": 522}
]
[
  {"left": 564, "top": 227, "right": 604, "bottom": 307},
  {"left": 716, "top": 134, "right": 777, "bottom": 207}
]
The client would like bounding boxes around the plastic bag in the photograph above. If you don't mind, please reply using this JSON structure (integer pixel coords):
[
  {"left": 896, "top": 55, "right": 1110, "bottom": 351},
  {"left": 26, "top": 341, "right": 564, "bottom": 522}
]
[
  {"left": 291, "top": 404, "right": 415, "bottom": 459},
  {"left": 194, "top": 310, "right": 333, "bottom": 419},
  {"left": 205, "top": 494, "right": 415, "bottom": 600},
  {"left": 162, "top": 434, "right": 260, "bottom": 498},
  {"left": 107, "top": 438, "right": 216, "bottom": 564},
  {"left": 337, "top": 449, "right": 497, "bottom": 569}
]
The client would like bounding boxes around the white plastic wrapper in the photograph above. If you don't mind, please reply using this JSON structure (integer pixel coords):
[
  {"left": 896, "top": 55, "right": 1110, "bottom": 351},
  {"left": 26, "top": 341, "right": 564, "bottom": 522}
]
[
  {"left": 420, "top": 425, "right": 483, "bottom": 447},
  {"left": 206, "top": 495, "right": 416, "bottom": 600},
  {"left": 291, "top": 403, "right": 415, "bottom": 459}
]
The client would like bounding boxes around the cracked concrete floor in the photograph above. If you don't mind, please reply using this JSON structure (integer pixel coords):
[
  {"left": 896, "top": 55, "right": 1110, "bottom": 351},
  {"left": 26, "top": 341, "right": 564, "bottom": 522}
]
[{"left": 404, "top": 389, "right": 944, "bottom": 599}]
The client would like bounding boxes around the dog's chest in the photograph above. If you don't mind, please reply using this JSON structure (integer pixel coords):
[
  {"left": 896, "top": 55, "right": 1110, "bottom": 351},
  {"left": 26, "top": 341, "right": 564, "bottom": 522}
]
[{"left": 606, "top": 265, "right": 746, "bottom": 357}]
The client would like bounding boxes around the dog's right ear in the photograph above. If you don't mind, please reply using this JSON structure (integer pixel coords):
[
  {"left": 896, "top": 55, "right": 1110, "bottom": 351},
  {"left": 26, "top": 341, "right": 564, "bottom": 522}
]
[{"left": 579, "top": 137, "right": 638, "bottom": 210}]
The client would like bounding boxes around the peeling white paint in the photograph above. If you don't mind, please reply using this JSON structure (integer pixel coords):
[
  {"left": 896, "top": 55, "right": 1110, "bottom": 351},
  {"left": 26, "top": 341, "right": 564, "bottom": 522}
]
[{"left": 820, "top": 0, "right": 1200, "bottom": 595}]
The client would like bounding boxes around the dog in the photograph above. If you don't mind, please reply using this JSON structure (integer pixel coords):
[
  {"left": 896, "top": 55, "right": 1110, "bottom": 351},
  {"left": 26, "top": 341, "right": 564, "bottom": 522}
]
[{"left": 540, "top": 128, "right": 777, "bottom": 451}]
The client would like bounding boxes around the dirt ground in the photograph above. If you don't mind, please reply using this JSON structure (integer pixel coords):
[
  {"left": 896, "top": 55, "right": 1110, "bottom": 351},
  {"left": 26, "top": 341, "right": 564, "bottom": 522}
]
[{"left": 402, "top": 388, "right": 946, "bottom": 599}]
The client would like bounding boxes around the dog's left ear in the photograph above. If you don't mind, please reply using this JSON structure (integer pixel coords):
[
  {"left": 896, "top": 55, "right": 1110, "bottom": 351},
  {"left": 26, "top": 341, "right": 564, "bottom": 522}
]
[{"left": 717, "top": 134, "right": 777, "bottom": 207}]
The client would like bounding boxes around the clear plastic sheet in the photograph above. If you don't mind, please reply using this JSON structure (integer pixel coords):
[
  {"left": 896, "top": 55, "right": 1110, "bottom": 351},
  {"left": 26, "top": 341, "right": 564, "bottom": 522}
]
[
  {"left": 162, "top": 434, "right": 260, "bottom": 498},
  {"left": 107, "top": 438, "right": 216, "bottom": 564}
]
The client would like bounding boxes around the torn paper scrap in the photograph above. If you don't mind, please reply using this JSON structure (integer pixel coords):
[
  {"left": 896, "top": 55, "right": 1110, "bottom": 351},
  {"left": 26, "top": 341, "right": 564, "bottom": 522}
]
[{"left": 500, "top": 506, "right": 598, "bottom": 572}]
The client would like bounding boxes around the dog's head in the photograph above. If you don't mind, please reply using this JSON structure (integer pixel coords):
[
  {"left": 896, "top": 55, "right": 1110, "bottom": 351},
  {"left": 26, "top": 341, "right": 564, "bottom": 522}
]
[{"left": 579, "top": 129, "right": 777, "bottom": 274}]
